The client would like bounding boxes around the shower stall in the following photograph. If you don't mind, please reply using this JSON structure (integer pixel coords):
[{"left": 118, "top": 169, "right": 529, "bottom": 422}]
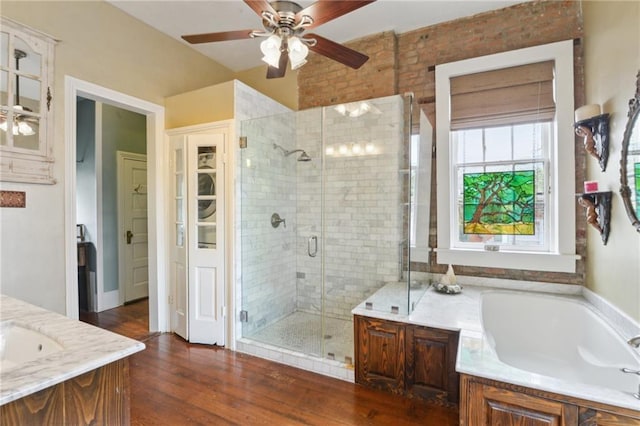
[{"left": 239, "top": 94, "right": 412, "bottom": 369}]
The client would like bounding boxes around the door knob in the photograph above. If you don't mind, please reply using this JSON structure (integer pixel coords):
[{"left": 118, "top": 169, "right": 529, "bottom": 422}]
[{"left": 126, "top": 230, "right": 133, "bottom": 244}]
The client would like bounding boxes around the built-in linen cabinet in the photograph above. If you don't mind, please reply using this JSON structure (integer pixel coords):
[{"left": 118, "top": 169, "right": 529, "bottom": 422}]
[
  {"left": 354, "top": 315, "right": 459, "bottom": 405},
  {"left": 167, "top": 123, "right": 229, "bottom": 345}
]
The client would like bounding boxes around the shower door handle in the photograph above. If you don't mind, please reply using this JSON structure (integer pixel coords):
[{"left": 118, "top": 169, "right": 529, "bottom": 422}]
[{"left": 308, "top": 236, "right": 318, "bottom": 258}]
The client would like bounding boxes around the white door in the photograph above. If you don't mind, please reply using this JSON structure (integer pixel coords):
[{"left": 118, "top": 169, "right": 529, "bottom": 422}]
[
  {"left": 170, "top": 136, "right": 188, "bottom": 340},
  {"left": 117, "top": 153, "right": 149, "bottom": 303},
  {"left": 187, "top": 133, "right": 226, "bottom": 345}
]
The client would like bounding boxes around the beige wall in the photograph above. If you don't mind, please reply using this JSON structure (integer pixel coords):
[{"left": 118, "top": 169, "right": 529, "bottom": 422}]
[
  {"left": 0, "top": 1, "right": 235, "bottom": 314},
  {"left": 583, "top": 0, "right": 640, "bottom": 320},
  {"left": 165, "top": 81, "right": 235, "bottom": 129},
  {"left": 165, "top": 69, "right": 299, "bottom": 129}
]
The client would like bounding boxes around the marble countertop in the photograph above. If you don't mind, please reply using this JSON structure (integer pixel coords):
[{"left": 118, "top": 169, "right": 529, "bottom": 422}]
[
  {"left": 0, "top": 294, "right": 145, "bottom": 405},
  {"left": 352, "top": 283, "right": 640, "bottom": 412}
]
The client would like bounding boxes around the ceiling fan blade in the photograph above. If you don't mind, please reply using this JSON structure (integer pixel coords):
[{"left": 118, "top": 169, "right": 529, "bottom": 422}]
[
  {"left": 182, "top": 30, "right": 255, "bottom": 44},
  {"left": 296, "top": 0, "right": 376, "bottom": 31},
  {"left": 266, "top": 52, "right": 289, "bottom": 79},
  {"left": 244, "top": 0, "right": 278, "bottom": 19},
  {"left": 307, "top": 34, "right": 369, "bottom": 69}
]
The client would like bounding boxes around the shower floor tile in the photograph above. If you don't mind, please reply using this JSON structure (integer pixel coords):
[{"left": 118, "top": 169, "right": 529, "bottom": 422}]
[{"left": 247, "top": 311, "right": 354, "bottom": 363}]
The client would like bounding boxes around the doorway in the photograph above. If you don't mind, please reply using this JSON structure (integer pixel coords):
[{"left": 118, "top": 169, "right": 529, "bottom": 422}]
[
  {"left": 65, "top": 76, "right": 167, "bottom": 333},
  {"left": 75, "top": 99, "right": 149, "bottom": 316}
]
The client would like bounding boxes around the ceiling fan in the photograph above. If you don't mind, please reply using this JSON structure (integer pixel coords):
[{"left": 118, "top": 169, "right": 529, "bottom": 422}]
[{"left": 181, "top": 0, "right": 376, "bottom": 79}]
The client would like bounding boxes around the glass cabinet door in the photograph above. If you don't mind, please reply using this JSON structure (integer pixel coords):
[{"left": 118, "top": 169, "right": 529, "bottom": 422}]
[
  {"left": 196, "top": 146, "right": 217, "bottom": 249},
  {"left": 174, "top": 143, "right": 186, "bottom": 248}
]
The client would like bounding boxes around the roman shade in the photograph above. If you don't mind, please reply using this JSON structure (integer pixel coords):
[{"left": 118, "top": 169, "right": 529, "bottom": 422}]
[{"left": 450, "top": 60, "right": 555, "bottom": 130}]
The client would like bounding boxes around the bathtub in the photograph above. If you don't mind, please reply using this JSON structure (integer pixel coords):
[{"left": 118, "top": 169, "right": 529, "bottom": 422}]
[{"left": 481, "top": 291, "right": 640, "bottom": 396}]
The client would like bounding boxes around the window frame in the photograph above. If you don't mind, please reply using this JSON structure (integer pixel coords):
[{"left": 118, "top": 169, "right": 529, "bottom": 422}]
[
  {"left": 1, "top": 17, "right": 56, "bottom": 184},
  {"left": 435, "top": 40, "right": 577, "bottom": 273}
]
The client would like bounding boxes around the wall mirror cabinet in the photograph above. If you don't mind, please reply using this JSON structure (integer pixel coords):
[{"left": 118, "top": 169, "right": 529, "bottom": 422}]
[
  {"left": 0, "top": 18, "right": 55, "bottom": 184},
  {"left": 620, "top": 71, "right": 640, "bottom": 233}
]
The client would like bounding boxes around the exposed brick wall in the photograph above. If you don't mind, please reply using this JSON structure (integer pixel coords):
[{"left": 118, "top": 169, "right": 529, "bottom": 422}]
[
  {"left": 297, "top": 1, "right": 586, "bottom": 285},
  {"left": 298, "top": 31, "right": 397, "bottom": 109}
]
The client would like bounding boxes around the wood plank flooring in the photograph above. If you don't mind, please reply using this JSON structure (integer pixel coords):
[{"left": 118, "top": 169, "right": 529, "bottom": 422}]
[{"left": 81, "top": 301, "right": 459, "bottom": 425}]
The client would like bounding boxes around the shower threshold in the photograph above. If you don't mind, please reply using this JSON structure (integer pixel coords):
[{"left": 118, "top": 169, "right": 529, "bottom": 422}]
[{"left": 236, "top": 311, "right": 355, "bottom": 382}]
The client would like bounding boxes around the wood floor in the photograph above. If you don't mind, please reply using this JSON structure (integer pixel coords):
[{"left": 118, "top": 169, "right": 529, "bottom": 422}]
[{"left": 81, "top": 301, "right": 459, "bottom": 425}]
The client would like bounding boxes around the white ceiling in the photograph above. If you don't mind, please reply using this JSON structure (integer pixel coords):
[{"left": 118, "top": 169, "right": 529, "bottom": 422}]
[{"left": 108, "top": 0, "right": 524, "bottom": 72}]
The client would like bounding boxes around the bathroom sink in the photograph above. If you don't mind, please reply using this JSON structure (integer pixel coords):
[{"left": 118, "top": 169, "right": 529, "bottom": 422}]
[{"left": 0, "top": 320, "right": 64, "bottom": 372}]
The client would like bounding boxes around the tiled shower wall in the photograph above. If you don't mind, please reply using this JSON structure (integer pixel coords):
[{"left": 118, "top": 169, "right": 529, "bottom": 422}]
[{"left": 295, "top": 95, "right": 405, "bottom": 320}]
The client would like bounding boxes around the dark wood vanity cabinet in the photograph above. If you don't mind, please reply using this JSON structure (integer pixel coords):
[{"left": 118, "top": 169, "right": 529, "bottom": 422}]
[
  {"left": 406, "top": 324, "right": 459, "bottom": 404},
  {"left": 354, "top": 315, "right": 459, "bottom": 404},
  {"left": 354, "top": 316, "right": 406, "bottom": 394},
  {"left": 460, "top": 374, "right": 640, "bottom": 426},
  {"left": 461, "top": 377, "right": 578, "bottom": 425},
  {"left": 1, "top": 359, "right": 130, "bottom": 426}
]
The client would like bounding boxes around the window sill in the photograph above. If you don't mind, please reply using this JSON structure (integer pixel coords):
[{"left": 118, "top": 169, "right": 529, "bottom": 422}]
[{"left": 435, "top": 248, "right": 579, "bottom": 273}]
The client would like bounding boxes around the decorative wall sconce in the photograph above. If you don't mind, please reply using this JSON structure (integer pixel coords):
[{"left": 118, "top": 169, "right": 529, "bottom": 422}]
[
  {"left": 574, "top": 104, "right": 610, "bottom": 171},
  {"left": 576, "top": 191, "right": 612, "bottom": 245}
]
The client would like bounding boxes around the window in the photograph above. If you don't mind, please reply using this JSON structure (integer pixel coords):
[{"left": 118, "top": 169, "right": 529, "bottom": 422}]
[
  {"left": 435, "top": 40, "right": 577, "bottom": 273},
  {"left": 452, "top": 123, "right": 550, "bottom": 252},
  {"left": 1, "top": 17, "right": 55, "bottom": 184}
]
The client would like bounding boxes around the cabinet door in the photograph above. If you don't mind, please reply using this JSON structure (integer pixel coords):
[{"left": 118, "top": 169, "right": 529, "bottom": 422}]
[
  {"left": 0, "top": 385, "right": 64, "bottom": 425},
  {"left": 579, "top": 407, "right": 640, "bottom": 425},
  {"left": 406, "top": 325, "right": 459, "bottom": 404},
  {"left": 464, "top": 380, "right": 578, "bottom": 426},
  {"left": 355, "top": 316, "right": 405, "bottom": 393},
  {"left": 187, "top": 134, "right": 226, "bottom": 345}
]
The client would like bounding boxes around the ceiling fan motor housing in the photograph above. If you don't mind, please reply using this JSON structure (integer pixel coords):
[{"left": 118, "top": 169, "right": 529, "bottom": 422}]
[{"left": 263, "top": 1, "right": 306, "bottom": 35}]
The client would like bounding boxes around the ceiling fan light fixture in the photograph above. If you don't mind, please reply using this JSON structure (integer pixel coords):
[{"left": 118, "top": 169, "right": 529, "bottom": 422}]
[
  {"left": 288, "top": 36, "right": 308, "bottom": 70},
  {"left": 17, "top": 120, "right": 35, "bottom": 136},
  {"left": 260, "top": 34, "right": 282, "bottom": 68}
]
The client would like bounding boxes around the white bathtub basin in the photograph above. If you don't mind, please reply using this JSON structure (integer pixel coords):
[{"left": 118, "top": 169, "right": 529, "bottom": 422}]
[
  {"left": 0, "top": 320, "right": 64, "bottom": 372},
  {"left": 481, "top": 291, "right": 640, "bottom": 394}
]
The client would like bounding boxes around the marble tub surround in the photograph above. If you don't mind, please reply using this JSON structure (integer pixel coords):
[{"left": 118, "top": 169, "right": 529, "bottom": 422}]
[
  {"left": 352, "top": 283, "right": 640, "bottom": 412},
  {"left": 0, "top": 294, "right": 145, "bottom": 405}
]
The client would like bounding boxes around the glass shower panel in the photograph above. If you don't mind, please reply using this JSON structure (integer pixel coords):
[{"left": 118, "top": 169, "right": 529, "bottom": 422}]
[
  {"left": 321, "top": 95, "right": 406, "bottom": 363},
  {"left": 240, "top": 94, "right": 411, "bottom": 367},
  {"left": 240, "top": 110, "right": 324, "bottom": 358}
]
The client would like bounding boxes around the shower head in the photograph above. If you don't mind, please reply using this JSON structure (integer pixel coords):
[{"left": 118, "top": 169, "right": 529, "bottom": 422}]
[
  {"left": 273, "top": 144, "right": 312, "bottom": 162},
  {"left": 295, "top": 151, "right": 312, "bottom": 162}
]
